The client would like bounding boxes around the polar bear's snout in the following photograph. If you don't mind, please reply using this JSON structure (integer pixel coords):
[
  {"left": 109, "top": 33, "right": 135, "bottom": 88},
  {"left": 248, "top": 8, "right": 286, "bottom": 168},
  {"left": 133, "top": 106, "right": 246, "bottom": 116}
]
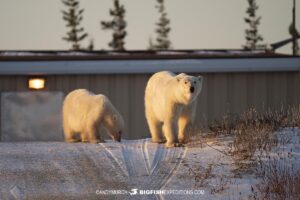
[
  {"left": 190, "top": 86, "right": 195, "bottom": 93},
  {"left": 114, "top": 131, "right": 122, "bottom": 142}
]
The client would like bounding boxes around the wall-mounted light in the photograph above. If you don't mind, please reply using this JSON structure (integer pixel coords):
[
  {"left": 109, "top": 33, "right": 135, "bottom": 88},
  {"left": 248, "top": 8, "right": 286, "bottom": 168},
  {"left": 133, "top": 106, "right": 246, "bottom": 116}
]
[{"left": 28, "top": 77, "right": 45, "bottom": 90}]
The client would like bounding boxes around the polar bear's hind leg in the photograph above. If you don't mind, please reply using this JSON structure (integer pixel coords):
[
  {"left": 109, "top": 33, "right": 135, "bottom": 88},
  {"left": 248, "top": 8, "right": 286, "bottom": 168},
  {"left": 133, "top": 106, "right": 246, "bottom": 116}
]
[
  {"left": 145, "top": 106, "right": 165, "bottom": 143},
  {"left": 64, "top": 125, "right": 80, "bottom": 143}
]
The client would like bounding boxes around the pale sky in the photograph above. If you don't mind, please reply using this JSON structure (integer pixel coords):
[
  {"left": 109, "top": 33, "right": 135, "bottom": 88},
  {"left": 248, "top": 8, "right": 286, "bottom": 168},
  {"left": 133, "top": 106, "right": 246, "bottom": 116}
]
[{"left": 0, "top": 0, "right": 299, "bottom": 54}]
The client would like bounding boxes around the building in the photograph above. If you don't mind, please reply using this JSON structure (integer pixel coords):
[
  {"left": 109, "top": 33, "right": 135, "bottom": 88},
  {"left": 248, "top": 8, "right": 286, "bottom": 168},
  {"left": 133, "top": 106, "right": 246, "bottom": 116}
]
[{"left": 0, "top": 50, "right": 299, "bottom": 141}]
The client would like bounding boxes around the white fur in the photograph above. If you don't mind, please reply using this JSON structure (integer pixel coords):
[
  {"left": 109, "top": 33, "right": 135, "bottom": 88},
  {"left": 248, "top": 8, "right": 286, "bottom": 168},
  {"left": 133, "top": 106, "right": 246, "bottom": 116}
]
[
  {"left": 145, "top": 71, "right": 203, "bottom": 147},
  {"left": 63, "top": 89, "right": 124, "bottom": 143}
]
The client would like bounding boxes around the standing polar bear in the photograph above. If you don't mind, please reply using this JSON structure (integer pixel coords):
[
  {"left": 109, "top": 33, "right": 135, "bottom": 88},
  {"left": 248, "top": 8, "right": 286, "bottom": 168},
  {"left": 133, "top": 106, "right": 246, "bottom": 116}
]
[
  {"left": 63, "top": 89, "right": 124, "bottom": 143},
  {"left": 145, "top": 71, "right": 203, "bottom": 147}
]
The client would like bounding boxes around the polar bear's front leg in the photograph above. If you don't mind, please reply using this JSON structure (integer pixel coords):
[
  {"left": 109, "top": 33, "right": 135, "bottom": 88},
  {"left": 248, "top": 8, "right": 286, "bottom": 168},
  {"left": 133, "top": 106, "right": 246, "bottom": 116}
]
[
  {"left": 178, "top": 102, "right": 196, "bottom": 144},
  {"left": 83, "top": 123, "right": 102, "bottom": 144},
  {"left": 178, "top": 117, "right": 190, "bottom": 144},
  {"left": 163, "top": 118, "right": 179, "bottom": 147},
  {"left": 80, "top": 132, "right": 89, "bottom": 143}
]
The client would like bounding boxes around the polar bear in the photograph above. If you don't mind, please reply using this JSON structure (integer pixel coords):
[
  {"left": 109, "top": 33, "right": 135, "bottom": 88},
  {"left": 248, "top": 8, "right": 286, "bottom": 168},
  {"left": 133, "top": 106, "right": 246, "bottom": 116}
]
[
  {"left": 145, "top": 71, "right": 203, "bottom": 147},
  {"left": 63, "top": 89, "right": 124, "bottom": 143}
]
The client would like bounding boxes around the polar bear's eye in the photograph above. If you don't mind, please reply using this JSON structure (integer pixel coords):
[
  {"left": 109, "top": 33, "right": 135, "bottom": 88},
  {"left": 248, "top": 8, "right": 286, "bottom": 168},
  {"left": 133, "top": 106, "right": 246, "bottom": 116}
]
[{"left": 184, "top": 81, "right": 187, "bottom": 84}]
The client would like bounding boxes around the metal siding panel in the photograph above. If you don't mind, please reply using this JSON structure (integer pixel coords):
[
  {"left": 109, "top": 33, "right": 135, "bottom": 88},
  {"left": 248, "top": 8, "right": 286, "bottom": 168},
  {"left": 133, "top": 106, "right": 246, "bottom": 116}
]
[
  {"left": 208, "top": 74, "right": 228, "bottom": 123},
  {"left": 286, "top": 72, "right": 299, "bottom": 106},
  {"left": 128, "top": 74, "right": 150, "bottom": 139},
  {"left": 247, "top": 73, "right": 267, "bottom": 112},
  {"left": 231, "top": 73, "right": 247, "bottom": 115},
  {"left": 268, "top": 73, "right": 287, "bottom": 109},
  {"left": 195, "top": 74, "right": 209, "bottom": 129},
  {"left": 113, "top": 75, "right": 130, "bottom": 139}
]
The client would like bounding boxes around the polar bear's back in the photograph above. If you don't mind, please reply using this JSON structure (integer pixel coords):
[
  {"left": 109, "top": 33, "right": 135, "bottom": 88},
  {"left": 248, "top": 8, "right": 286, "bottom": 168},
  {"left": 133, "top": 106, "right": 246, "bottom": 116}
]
[
  {"left": 63, "top": 89, "right": 100, "bottom": 112},
  {"left": 145, "top": 71, "right": 176, "bottom": 121},
  {"left": 145, "top": 71, "right": 174, "bottom": 96},
  {"left": 64, "top": 89, "right": 93, "bottom": 103},
  {"left": 63, "top": 89, "right": 104, "bottom": 132},
  {"left": 148, "top": 71, "right": 174, "bottom": 85}
]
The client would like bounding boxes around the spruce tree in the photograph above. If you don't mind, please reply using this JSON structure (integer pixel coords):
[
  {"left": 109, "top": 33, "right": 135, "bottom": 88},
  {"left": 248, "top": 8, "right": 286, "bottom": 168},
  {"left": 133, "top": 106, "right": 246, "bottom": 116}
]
[
  {"left": 61, "top": 0, "right": 88, "bottom": 50},
  {"left": 244, "top": 0, "right": 263, "bottom": 50},
  {"left": 101, "top": 0, "right": 127, "bottom": 51},
  {"left": 150, "top": 0, "right": 172, "bottom": 50},
  {"left": 88, "top": 38, "right": 94, "bottom": 51}
]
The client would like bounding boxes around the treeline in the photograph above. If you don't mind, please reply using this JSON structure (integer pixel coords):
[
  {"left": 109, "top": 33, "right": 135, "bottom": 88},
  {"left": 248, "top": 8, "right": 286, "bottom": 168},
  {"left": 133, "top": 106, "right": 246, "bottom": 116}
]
[
  {"left": 61, "top": 0, "right": 171, "bottom": 51},
  {"left": 61, "top": 0, "right": 299, "bottom": 53}
]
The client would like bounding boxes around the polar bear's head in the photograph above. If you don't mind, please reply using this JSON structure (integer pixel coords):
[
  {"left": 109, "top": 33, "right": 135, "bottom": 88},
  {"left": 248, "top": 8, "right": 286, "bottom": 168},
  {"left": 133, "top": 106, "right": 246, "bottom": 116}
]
[
  {"left": 104, "top": 113, "right": 124, "bottom": 142},
  {"left": 175, "top": 73, "right": 203, "bottom": 104}
]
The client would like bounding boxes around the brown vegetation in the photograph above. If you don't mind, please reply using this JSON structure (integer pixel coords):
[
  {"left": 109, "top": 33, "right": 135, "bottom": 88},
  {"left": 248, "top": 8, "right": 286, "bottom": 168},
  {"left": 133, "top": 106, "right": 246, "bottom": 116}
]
[{"left": 189, "top": 105, "right": 300, "bottom": 198}]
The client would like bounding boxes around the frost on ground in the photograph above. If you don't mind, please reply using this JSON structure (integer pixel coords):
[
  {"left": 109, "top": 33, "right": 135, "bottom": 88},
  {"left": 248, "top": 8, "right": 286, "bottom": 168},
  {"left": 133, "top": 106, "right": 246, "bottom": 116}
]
[{"left": 0, "top": 128, "right": 299, "bottom": 200}]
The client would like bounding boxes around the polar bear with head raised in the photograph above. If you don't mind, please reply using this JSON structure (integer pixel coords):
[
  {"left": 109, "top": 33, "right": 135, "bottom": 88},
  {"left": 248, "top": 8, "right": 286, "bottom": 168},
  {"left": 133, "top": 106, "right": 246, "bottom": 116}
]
[{"left": 145, "top": 71, "right": 203, "bottom": 147}]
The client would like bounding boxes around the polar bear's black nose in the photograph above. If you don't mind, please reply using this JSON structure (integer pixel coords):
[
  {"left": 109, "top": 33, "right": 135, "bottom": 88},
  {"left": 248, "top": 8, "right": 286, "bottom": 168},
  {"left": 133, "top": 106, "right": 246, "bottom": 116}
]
[{"left": 190, "top": 86, "right": 194, "bottom": 93}]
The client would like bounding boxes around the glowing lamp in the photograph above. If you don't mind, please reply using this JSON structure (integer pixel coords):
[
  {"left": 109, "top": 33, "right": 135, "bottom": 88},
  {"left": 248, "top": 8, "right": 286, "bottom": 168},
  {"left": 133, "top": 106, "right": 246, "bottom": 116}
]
[{"left": 28, "top": 78, "right": 45, "bottom": 90}]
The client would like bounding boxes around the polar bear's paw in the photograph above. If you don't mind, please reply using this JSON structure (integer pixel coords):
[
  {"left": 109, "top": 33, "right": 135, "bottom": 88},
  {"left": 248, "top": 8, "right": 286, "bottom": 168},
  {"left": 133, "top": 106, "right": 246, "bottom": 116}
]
[
  {"left": 165, "top": 142, "right": 185, "bottom": 148},
  {"left": 151, "top": 138, "right": 167, "bottom": 144},
  {"left": 178, "top": 138, "right": 190, "bottom": 144},
  {"left": 65, "top": 138, "right": 81, "bottom": 143}
]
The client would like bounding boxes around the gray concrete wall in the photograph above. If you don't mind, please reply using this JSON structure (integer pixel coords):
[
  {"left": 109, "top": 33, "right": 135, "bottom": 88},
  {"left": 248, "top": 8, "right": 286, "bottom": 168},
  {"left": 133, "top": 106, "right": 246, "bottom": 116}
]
[{"left": 1, "top": 92, "right": 64, "bottom": 141}]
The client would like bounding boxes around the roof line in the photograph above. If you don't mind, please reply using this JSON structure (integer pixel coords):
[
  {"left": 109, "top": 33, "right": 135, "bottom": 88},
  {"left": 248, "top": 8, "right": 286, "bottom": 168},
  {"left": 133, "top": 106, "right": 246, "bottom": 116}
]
[
  {"left": 0, "top": 49, "right": 293, "bottom": 61},
  {"left": 0, "top": 57, "right": 299, "bottom": 75}
]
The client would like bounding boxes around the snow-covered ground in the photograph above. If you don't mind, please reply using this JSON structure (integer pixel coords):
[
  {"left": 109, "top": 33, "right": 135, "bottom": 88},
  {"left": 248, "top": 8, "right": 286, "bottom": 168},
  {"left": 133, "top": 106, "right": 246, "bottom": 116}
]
[{"left": 0, "top": 128, "right": 299, "bottom": 200}]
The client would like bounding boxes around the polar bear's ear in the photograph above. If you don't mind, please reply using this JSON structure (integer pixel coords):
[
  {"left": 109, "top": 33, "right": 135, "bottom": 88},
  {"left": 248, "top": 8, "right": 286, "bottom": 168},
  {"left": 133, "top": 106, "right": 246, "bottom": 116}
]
[
  {"left": 198, "top": 75, "right": 203, "bottom": 82},
  {"left": 113, "top": 114, "right": 118, "bottom": 121},
  {"left": 176, "top": 73, "right": 186, "bottom": 82}
]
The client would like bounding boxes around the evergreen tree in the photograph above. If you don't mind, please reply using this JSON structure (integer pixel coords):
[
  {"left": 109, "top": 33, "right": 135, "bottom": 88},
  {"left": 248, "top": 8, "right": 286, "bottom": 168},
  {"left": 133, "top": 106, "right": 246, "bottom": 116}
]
[
  {"left": 101, "top": 0, "right": 127, "bottom": 51},
  {"left": 244, "top": 0, "right": 263, "bottom": 50},
  {"left": 88, "top": 38, "right": 94, "bottom": 51},
  {"left": 151, "top": 0, "right": 172, "bottom": 50},
  {"left": 289, "top": 23, "right": 299, "bottom": 55},
  {"left": 61, "top": 0, "right": 88, "bottom": 50}
]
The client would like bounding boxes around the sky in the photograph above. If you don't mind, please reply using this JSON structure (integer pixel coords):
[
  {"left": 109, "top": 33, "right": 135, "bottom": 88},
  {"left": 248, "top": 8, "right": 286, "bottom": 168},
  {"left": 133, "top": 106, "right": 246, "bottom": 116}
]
[{"left": 0, "top": 0, "right": 299, "bottom": 54}]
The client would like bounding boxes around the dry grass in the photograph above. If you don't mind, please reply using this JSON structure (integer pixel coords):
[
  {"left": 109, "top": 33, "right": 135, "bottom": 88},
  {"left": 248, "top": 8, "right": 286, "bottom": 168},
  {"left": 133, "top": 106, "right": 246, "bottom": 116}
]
[
  {"left": 188, "top": 163, "right": 214, "bottom": 187},
  {"left": 190, "top": 105, "right": 300, "bottom": 198},
  {"left": 208, "top": 106, "right": 300, "bottom": 172},
  {"left": 209, "top": 105, "right": 300, "bottom": 135},
  {"left": 187, "top": 162, "right": 230, "bottom": 194},
  {"left": 249, "top": 156, "right": 300, "bottom": 200}
]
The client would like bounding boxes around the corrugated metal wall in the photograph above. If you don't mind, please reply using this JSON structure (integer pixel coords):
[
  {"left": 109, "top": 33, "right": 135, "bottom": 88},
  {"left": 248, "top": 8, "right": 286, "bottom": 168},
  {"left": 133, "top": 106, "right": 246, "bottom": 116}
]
[{"left": 0, "top": 71, "right": 299, "bottom": 140}]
